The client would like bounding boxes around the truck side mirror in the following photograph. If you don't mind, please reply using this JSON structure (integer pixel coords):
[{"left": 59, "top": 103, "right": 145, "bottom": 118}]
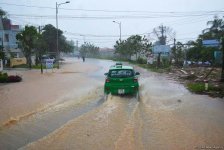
[{"left": 104, "top": 73, "right": 108, "bottom": 76}]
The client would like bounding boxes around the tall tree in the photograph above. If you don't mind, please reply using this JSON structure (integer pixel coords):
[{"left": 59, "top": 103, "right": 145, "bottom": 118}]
[
  {"left": 16, "top": 26, "right": 38, "bottom": 69},
  {"left": 0, "top": 8, "right": 7, "bottom": 53},
  {"left": 202, "top": 16, "right": 224, "bottom": 39},
  {"left": 42, "top": 24, "right": 74, "bottom": 54},
  {"left": 80, "top": 42, "right": 99, "bottom": 57},
  {"left": 114, "top": 35, "right": 151, "bottom": 59},
  {"left": 0, "top": 8, "right": 7, "bottom": 17},
  {"left": 171, "top": 41, "right": 184, "bottom": 65}
]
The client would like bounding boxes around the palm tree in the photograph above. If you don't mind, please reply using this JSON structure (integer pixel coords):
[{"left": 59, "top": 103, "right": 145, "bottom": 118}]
[
  {"left": 203, "top": 16, "right": 224, "bottom": 39},
  {"left": 0, "top": 8, "right": 7, "bottom": 17},
  {"left": 207, "top": 16, "right": 224, "bottom": 31}
]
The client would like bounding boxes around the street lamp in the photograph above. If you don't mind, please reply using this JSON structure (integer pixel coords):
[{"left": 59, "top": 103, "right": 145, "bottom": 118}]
[
  {"left": 113, "top": 21, "right": 121, "bottom": 41},
  {"left": 56, "top": 1, "right": 70, "bottom": 69}
]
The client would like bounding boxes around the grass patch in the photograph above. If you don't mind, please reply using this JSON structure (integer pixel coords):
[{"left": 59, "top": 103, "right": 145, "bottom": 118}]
[
  {"left": 187, "top": 83, "right": 205, "bottom": 93},
  {"left": 12, "top": 64, "right": 57, "bottom": 69},
  {"left": 12, "top": 64, "right": 29, "bottom": 68},
  {"left": 32, "top": 64, "right": 57, "bottom": 69},
  {"left": 187, "top": 82, "right": 224, "bottom": 98}
]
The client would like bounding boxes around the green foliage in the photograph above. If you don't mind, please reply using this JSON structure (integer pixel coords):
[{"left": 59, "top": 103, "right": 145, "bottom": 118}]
[
  {"left": 187, "top": 82, "right": 224, "bottom": 97},
  {"left": 161, "top": 57, "right": 170, "bottom": 68},
  {"left": 0, "top": 72, "right": 8, "bottom": 83},
  {"left": 187, "top": 83, "right": 205, "bottom": 93},
  {"left": 42, "top": 24, "right": 74, "bottom": 53},
  {"left": 0, "top": 8, "right": 7, "bottom": 17},
  {"left": 0, "top": 72, "right": 22, "bottom": 83},
  {"left": 186, "top": 16, "right": 224, "bottom": 63},
  {"left": 171, "top": 42, "right": 184, "bottom": 65},
  {"left": 0, "top": 51, "right": 5, "bottom": 59},
  {"left": 201, "top": 16, "right": 224, "bottom": 40},
  {"left": 80, "top": 42, "right": 99, "bottom": 57},
  {"left": 136, "top": 57, "right": 147, "bottom": 64},
  {"left": 114, "top": 35, "right": 151, "bottom": 59},
  {"left": 16, "top": 25, "right": 39, "bottom": 68}
]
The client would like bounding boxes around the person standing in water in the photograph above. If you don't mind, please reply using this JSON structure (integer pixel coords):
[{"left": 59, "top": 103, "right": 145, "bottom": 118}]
[{"left": 82, "top": 56, "right": 85, "bottom": 62}]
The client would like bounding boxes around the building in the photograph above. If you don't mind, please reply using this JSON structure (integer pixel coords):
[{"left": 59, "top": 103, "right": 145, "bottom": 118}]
[{"left": 0, "top": 18, "right": 22, "bottom": 58}]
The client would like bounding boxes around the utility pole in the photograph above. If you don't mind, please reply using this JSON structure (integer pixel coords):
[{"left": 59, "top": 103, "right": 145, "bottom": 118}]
[
  {"left": 56, "top": 1, "right": 70, "bottom": 69},
  {"left": 173, "top": 38, "right": 176, "bottom": 64},
  {"left": 38, "top": 26, "right": 43, "bottom": 74},
  {"left": 76, "top": 40, "right": 78, "bottom": 51}
]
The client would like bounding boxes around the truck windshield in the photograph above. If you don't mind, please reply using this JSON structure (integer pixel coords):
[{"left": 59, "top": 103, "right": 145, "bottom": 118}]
[{"left": 109, "top": 69, "right": 134, "bottom": 78}]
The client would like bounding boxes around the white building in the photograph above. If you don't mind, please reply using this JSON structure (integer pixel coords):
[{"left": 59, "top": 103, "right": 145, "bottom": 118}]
[{"left": 0, "top": 18, "right": 22, "bottom": 58}]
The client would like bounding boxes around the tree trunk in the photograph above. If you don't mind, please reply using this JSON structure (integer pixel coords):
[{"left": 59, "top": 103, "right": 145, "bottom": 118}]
[
  {"left": 29, "top": 55, "right": 32, "bottom": 69},
  {"left": 26, "top": 53, "right": 32, "bottom": 69},
  {"left": 157, "top": 52, "right": 161, "bottom": 67}
]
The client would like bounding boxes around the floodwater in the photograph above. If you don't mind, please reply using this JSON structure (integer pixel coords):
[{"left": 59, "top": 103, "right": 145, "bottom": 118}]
[{"left": 0, "top": 58, "right": 224, "bottom": 150}]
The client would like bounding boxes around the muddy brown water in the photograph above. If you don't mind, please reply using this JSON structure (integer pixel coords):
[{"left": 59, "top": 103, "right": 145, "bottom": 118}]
[{"left": 0, "top": 59, "right": 224, "bottom": 150}]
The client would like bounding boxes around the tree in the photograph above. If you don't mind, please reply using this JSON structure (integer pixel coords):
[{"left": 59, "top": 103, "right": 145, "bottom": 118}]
[
  {"left": 0, "top": 8, "right": 7, "bottom": 17},
  {"left": 16, "top": 26, "right": 38, "bottom": 69},
  {"left": 42, "top": 24, "right": 74, "bottom": 54},
  {"left": 34, "top": 32, "right": 48, "bottom": 65},
  {"left": 0, "top": 8, "right": 7, "bottom": 52},
  {"left": 186, "top": 17, "right": 223, "bottom": 64},
  {"left": 79, "top": 42, "right": 99, "bottom": 58},
  {"left": 201, "top": 16, "right": 224, "bottom": 39},
  {"left": 114, "top": 40, "right": 129, "bottom": 58},
  {"left": 171, "top": 41, "right": 184, "bottom": 65},
  {"left": 114, "top": 35, "right": 151, "bottom": 60}
]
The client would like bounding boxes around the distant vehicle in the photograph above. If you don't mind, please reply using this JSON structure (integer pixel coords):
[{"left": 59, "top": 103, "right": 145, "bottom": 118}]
[{"left": 104, "top": 63, "right": 140, "bottom": 99}]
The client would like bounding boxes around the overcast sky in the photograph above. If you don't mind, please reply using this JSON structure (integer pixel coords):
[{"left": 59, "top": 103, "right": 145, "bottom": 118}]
[{"left": 1, "top": 0, "right": 224, "bottom": 48}]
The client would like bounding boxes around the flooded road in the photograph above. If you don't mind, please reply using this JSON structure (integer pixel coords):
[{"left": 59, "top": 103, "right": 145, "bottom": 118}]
[{"left": 0, "top": 58, "right": 224, "bottom": 150}]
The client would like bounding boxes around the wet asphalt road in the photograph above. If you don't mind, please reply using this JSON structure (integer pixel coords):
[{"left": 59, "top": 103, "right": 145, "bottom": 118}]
[{"left": 0, "top": 58, "right": 224, "bottom": 150}]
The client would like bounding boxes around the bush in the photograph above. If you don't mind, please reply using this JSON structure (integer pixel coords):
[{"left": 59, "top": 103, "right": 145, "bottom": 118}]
[
  {"left": 7, "top": 75, "right": 22, "bottom": 82},
  {"left": 187, "top": 83, "right": 205, "bottom": 93},
  {"left": 0, "top": 72, "right": 22, "bottom": 83},
  {"left": 137, "top": 58, "right": 147, "bottom": 64},
  {"left": 0, "top": 72, "right": 8, "bottom": 83}
]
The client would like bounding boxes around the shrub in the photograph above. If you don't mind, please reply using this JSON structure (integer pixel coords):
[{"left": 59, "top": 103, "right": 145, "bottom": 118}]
[
  {"left": 0, "top": 72, "right": 22, "bottom": 83},
  {"left": 137, "top": 58, "right": 147, "bottom": 64},
  {"left": 0, "top": 72, "right": 8, "bottom": 83},
  {"left": 187, "top": 83, "right": 205, "bottom": 93},
  {"left": 7, "top": 75, "right": 22, "bottom": 82}
]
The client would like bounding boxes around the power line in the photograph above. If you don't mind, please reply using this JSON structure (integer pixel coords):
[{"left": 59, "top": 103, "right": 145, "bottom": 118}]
[
  {"left": 8, "top": 12, "right": 224, "bottom": 20},
  {"left": 1, "top": 2, "right": 224, "bottom": 14},
  {"left": 64, "top": 31, "right": 149, "bottom": 37}
]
